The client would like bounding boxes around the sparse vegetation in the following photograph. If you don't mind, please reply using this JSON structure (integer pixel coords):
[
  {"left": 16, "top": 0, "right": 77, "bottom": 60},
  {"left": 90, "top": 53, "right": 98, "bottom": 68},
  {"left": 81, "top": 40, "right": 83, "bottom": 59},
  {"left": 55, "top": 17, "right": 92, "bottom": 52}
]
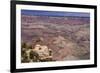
[{"left": 21, "top": 40, "right": 53, "bottom": 63}]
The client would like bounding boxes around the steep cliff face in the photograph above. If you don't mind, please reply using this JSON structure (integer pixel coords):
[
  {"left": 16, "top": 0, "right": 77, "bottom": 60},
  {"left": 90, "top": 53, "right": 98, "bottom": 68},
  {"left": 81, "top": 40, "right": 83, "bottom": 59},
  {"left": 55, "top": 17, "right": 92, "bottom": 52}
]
[
  {"left": 32, "top": 44, "right": 52, "bottom": 60},
  {"left": 21, "top": 15, "right": 90, "bottom": 62}
]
